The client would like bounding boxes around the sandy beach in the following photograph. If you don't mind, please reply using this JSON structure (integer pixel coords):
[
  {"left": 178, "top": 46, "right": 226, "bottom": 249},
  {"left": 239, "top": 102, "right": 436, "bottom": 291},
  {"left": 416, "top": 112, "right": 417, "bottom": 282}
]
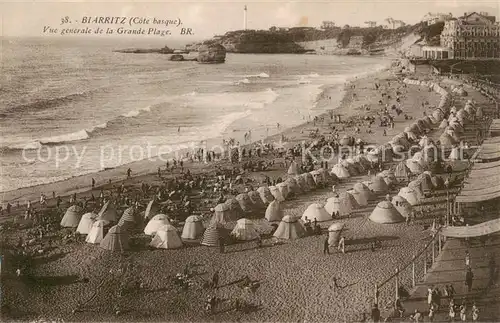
[{"left": 2, "top": 63, "right": 487, "bottom": 322}]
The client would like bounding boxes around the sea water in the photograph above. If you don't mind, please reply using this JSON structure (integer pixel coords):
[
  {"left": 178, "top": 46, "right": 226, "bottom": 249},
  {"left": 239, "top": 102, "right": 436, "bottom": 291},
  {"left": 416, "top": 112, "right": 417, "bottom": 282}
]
[{"left": 0, "top": 37, "right": 389, "bottom": 193}]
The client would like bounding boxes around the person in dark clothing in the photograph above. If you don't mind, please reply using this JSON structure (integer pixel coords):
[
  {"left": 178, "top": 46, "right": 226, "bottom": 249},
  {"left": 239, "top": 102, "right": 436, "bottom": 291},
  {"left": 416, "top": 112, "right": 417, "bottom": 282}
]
[
  {"left": 212, "top": 271, "right": 219, "bottom": 288},
  {"left": 218, "top": 237, "right": 225, "bottom": 254},
  {"left": 127, "top": 168, "right": 132, "bottom": 178},
  {"left": 323, "top": 238, "right": 330, "bottom": 255},
  {"left": 465, "top": 267, "right": 474, "bottom": 292},
  {"left": 91, "top": 178, "right": 95, "bottom": 188},
  {"left": 371, "top": 303, "right": 381, "bottom": 322}
]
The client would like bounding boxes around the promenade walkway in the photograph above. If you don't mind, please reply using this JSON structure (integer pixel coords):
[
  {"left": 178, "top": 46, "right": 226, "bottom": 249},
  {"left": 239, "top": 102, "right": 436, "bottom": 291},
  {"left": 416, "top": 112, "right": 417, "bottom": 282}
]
[{"left": 390, "top": 235, "right": 500, "bottom": 322}]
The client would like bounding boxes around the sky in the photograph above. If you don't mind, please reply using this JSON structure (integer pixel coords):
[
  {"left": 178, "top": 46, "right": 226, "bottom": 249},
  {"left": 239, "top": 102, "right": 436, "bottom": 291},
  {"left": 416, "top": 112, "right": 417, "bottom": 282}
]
[{"left": 1, "top": 0, "right": 499, "bottom": 39}]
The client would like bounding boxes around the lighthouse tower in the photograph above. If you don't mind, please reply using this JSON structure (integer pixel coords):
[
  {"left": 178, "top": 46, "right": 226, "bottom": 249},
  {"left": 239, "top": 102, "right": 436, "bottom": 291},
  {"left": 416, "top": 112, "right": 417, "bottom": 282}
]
[{"left": 243, "top": 5, "right": 248, "bottom": 30}]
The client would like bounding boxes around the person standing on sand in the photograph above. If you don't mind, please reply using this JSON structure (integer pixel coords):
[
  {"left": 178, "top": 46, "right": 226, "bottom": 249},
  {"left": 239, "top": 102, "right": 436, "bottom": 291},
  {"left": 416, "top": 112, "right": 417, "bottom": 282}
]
[
  {"left": 218, "top": 237, "right": 225, "bottom": 254},
  {"left": 212, "top": 270, "right": 219, "bottom": 289},
  {"left": 465, "top": 250, "right": 470, "bottom": 268},
  {"left": 371, "top": 304, "right": 381, "bottom": 322},
  {"left": 338, "top": 236, "right": 345, "bottom": 254},
  {"left": 323, "top": 237, "right": 330, "bottom": 255},
  {"left": 127, "top": 168, "right": 132, "bottom": 178},
  {"left": 465, "top": 267, "right": 474, "bottom": 292},
  {"left": 91, "top": 178, "right": 95, "bottom": 188}
]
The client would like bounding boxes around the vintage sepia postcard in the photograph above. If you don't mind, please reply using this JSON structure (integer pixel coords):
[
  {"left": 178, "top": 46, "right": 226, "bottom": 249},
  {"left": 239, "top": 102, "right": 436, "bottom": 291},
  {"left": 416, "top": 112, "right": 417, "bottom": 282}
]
[{"left": 1, "top": 0, "right": 499, "bottom": 321}]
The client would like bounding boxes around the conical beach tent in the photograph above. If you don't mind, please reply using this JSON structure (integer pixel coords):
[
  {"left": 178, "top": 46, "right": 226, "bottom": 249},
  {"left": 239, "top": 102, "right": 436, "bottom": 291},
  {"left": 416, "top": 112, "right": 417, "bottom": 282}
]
[
  {"left": 398, "top": 187, "right": 419, "bottom": 205},
  {"left": 353, "top": 182, "right": 374, "bottom": 201},
  {"left": 369, "top": 201, "right": 404, "bottom": 224},
  {"left": 150, "top": 224, "right": 183, "bottom": 249},
  {"left": 269, "top": 186, "right": 285, "bottom": 202},
  {"left": 301, "top": 203, "right": 331, "bottom": 222},
  {"left": 118, "top": 207, "right": 137, "bottom": 227},
  {"left": 211, "top": 203, "right": 237, "bottom": 225},
  {"left": 76, "top": 212, "right": 97, "bottom": 234},
  {"left": 265, "top": 200, "right": 284, "bottom": 222},
  {"left": 257, "top": 186, "right": 275, "bottom": 204},
  {"left": 97, "top": 201, "right": 119, "bottom": 223},
  {"left": 60, "top": 205, "right": 83, "bottom": 228},
  {"left": 347, "top": 189, "right": 368, "bottom": 207},
  {"left": 331, "top": 164, "right": 350, "bottom": 179},
  {"left": 144, "top": 214, "right": 170, "bottom": 235},
  {"left": 275, "top": 182, "right": 289, "bottom": 200},
  {"left": 181, "top": 215, "right": 205, "bottom": 240},
  {"left": 273, "top": 215, "right": 306, "bottom": 240},
  {"left": 284, "top": 178, "right": 301, "bottom": 195},
  {"left": 231, "top": 218, "right": 259, "bottom": 241},
  {"left": 86, "top": 220, "right": 106, "bottom": 244},
  {"left": 369, "top": 176, "right": 389, "bottom": 194},
  {"left": 224, "top": 198, "right": 244, "bottom": 219},
  {"left": 100, "top": 225, "right": 129, "bottom": 252}
]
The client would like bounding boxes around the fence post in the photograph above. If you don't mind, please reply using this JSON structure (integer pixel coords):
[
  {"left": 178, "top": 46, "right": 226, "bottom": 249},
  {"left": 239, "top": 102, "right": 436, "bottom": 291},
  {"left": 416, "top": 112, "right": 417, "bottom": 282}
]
[
  {"left": 375, "top": 284, "right": 379, "bottom": 306},
  {"left": 424, "top": 248, "right": 427, "bottom": 275},
  {"left": 432, "top": 237, "right": 436, "bottom": 264},
  {"left": 395, "top": 268, "right": 400, "bottom": 300},
  {"left": 412, "top": 258, "right": 416, "bottom": 287},
  {"left": 438, "top": 233, "right": 442, "bottom": 253}
]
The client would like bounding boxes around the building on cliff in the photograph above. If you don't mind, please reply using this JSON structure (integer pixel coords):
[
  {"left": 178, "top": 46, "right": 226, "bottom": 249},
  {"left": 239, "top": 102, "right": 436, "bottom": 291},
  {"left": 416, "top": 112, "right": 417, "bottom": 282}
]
[
  {"left": 422, "top": 12, "right": 453, "bottom": 26},
  {"left": 422, "top": 12, "right": 500, "bottom": 60}
]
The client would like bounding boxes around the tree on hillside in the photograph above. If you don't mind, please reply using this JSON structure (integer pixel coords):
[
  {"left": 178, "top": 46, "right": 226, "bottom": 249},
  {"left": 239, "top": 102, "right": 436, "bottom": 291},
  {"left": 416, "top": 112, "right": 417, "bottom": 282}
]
[{"left": 385, "top": 17, "right": 396, "bottom": 29}]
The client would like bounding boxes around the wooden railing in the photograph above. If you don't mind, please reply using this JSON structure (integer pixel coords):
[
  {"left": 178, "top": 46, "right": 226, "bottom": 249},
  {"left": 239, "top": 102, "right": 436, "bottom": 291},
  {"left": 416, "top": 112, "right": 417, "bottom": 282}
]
[{"left": 373, "top": 228, "right": 445, "bottom": 309}]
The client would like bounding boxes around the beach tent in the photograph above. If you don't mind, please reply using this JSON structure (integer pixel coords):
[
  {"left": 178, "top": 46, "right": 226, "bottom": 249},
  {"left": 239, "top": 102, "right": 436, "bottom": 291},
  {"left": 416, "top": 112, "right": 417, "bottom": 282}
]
[
  {"left": 287, "top": 160, "right": 300, "bottom": 175},
  {"left": 144, "top": 214, "right": 170, "bottom": 235},
  {"left": 341, "top": 160, "right": 359, "bottom": 176},
  {"left": 418, "top": 172, "right": 434, "bottom": 191},
  {"left": 97, "top": 201, "right": 119, "bottom": 223},
  {"left": 200, "top": 224, "right": 227, "bottom": 247},
  {"left": 392, "top": 195, "right": 412, "bottom": 218},
  {"left": 328, "top": 223, "right": 345, "bottom": 246},
  {"left": 378, "top": 171, "right": 397, "bottom": 187},
  {"left": 423, "top": 144, "right": 438, "bottom": 163},
  {"left": 353, "top": 182, "right": 375, "bottom": 201},
  {"left": 369, "top": 176, "right": 389, "bottom": 194},
  {"left": 100, "top": 225, "right": 129, "bottom": 252},
  {"left": 331, "top": 164, "right": 350, "bottom": 179},
  {"left": 394, "top": 161, "right": 411, "bottom": 179},
  {"left": 419, "top": 136, "right": 433, "bottom": 148},
  {"left": 275, "top": 182, "right": 290, "bottom": 200},
  {"left": 231, "top": 218, "right": 259, "bottom": 241},
  {"left": 294, "top": 174, "right": 309, "bottom": 192},
  {"left": 406, "top": 159, "right": 424, "bottom": 174},
  {"left": 339, "top": 191, "right": 360, "bottom": 211},
  {"left": 439, "top": 133, "right": 457, "bottom": 147},
  {"left": 284, "top": 178, "right": 301, "bottom": 195},
  {"left": 301, "top": 203, "right": 331, "bottom": 222},
  {"left": 211, "top": 203, "right": 237, "bottom": 225},
  {"left": 118, "top": 206, "right": 137, "bottom": 227},
  {"left": 369, "top": 201, "right": 404, "bottom": 224},
  {"left": 236, "top": 193, "right": 254, "bottom": 213},
  {"left": 476, "top": 106, "right": 483, "bottom": 119},
  {"left": 431, "top": 175, "right": 445, "bottom": 190},
  {"left": 247, "top": 191, "right": 266, "bottom": 210},
  {"left": 273, "top": 215, "right": 306, "bottom": 240},
  {"left": 432, "top": 109, "right": 444, "bottom": 122},
  {"left": 409, "top": 123, "right": 422, "bottom": 135},
  {"left": 398, "top": 187, "right": 419, "bottom": 206},
  {"left": 144, "top": 199, "right": 160, "bottom": 220},
  {"left": 269, "top": 186, "right": 285, "bottom": 202},
  {"left": 310, "top": 170, "right": 324, "bottom": 187},
  {"left": 366, "top": 152, "right": 380, "bottom": 163},
  {"left": 86, "top": 220, "right": 106, "bottom": 244},
  {"left": 150, "top": 224, "right": 183, "bottom": 249},
  {"left": 302, "top": 172, "right": 317, "bottom": 190},
  {"left": 340, "top": 135, "right": 354, "bottom": 146},
  {"left": 347, "top": 189, "right": 368, "bottom": 207},
  {"left": 408, "top": 180, "right": 425, "bottom": 199},
  {"left": 405, "top": 131, "right": 418, "bottom": 141},
  {"left": 76, "top": 212, "right": 97, "bottom": 235},
  {"left": 324, "top": 196, "right": 341, "bottom": 216},
  {"left": 60, "top": 205, "right": 83, "bottom": 228},
  {"left": 257, "top": 186, "right": 275, "bottom": 204},
  {"left": 265, "top": 200, "right": 284, "bottom": 222},
  {"left": 224, "top": 198, "right": 244, "bottom": 219},
  {"left": 181, "top": 215, "right": 205, "bottom": 240}
]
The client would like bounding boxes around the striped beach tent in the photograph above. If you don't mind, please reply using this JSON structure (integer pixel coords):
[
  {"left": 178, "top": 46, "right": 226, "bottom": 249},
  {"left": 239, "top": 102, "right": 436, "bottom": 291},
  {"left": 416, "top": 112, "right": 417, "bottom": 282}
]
[
  {"left": 100, "top": 225, "right": 129, "bottom": 252},
  {"left": 200, "top": 224, "right": 226, "bottom": 247},
  {"left": 97, "top": 200, "right": 119, "bottom": 223},
  {"left": 247, "top": 191, "right": 266, "bottom": 210},
  {"left": 118, "top": 206, "right": 137, "bottom": 227}
]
